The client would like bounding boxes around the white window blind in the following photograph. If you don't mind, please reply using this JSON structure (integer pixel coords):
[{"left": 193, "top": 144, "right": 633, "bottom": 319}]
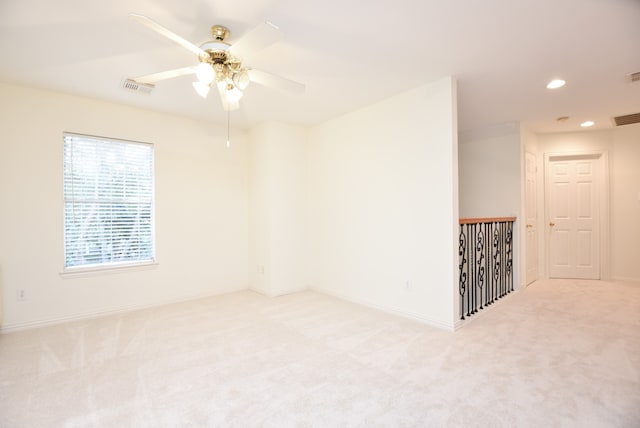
[{"left": 63, "top": 133, "right": 155, "bottom": 269}]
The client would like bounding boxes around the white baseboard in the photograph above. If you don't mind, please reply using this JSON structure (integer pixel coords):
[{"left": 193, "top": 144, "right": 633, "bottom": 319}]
[
  {"left": 3, "top": 284, "right": 520, "bottom": 334},
  {"left": 0, "top": 285, "right": 247, "bottom": 334},
  {"left": 612, "top": 276, "right": 640, "bottom": 284},
  {"left": 249, "top": 286, "right": 308, "bottom": 298},
  {"left": 309, "top": 286, "right": 456, "bottom": 332}
]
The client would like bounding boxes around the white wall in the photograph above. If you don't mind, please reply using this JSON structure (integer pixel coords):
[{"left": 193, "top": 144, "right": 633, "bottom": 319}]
[
  {"left": 458, "top": 123, "right": 523, "bottom": 287},
  {"left": 248, "top": 121, "right": 307, "bottom": 296},
  {"left": 611, "top": 125, "right": 640, "bottom": 281},
  {"left": 306, "top": 77, "right": 459, "bottom": 330},
  {"left": 536, "top": 124, "right": 640, "bottom": 281},
  {"left": 0, "top": 76, "right": 468, "bottom": 331},
  {"left": 460, "top": 123, "right": 640, "bottom": 285},
  {"left": 458, "top": 123, "right": 521, "bottom": 218},
  {"left": 0, "top": 83, "right": 249, "bottom": 330}
]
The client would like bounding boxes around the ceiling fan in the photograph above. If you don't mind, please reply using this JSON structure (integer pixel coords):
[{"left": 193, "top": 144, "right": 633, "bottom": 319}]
[{"left": 128, "top": 13, "right": 305, "bottom": 111}]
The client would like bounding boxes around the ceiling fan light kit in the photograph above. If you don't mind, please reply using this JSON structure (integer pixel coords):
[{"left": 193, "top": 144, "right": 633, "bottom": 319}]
[
  {"left": 192, "top": 81, "right": 211, "bottom": 98},
  {"left": 195, "top": 62, "right": 215, "bottom": 84}
]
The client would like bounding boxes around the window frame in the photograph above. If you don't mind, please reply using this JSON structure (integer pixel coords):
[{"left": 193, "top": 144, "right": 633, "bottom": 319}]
[{"left": 61, "top": 132, "right": 157, "bottom": 276}]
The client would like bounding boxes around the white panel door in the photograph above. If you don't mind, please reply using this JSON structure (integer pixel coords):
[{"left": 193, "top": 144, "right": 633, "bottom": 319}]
[
  {"left": 547, "top": 157, "right": 599, "bottom": 279},
  {"left": 525, "top": 152, "right": 538, "bottom": 285}
]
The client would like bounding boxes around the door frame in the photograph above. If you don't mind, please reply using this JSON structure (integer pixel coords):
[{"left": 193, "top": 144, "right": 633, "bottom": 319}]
[
  {"left": 524, "top": 150, "right": 538, "bottom": 285},
  {"left": 544, "top": 151, "right": 610, "bottom": 280}
]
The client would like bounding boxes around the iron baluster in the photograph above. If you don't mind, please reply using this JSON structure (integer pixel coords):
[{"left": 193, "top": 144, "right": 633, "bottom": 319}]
[
  {"left": 475, "top": 226, "right": 485, "bottom": 312},
  {"left": 458, "top": 217, "right": 516, "bottom": 320},
  {"left": 459, "top": 225, "right": 468, "bottom": 320}
]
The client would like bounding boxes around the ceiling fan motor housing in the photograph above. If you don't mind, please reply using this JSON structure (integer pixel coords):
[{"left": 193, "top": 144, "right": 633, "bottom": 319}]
[{"left": 209, "top": 51, "right": 227, "bottom": 64}]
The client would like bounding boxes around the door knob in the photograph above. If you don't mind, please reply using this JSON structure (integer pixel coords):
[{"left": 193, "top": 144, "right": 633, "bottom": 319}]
[{"left": 549, "top": 222, "right": 555, "bottom": 227}]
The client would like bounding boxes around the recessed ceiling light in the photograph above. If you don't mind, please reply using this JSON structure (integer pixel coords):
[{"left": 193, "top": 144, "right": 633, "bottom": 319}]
[
  {"left": 546, "top": 79, "right": 566, "bottom": 89},
  {"left": 580, "top": 121, "right": 595, "bottom": 127}
]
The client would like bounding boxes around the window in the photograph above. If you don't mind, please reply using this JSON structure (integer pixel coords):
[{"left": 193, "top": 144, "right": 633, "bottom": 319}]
[{"left": 63, "top": 133, "right": 155, "bottom": 270}]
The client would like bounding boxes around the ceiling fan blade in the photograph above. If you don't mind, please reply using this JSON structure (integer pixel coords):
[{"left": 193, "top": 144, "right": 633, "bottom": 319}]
[
  {"left": 216, "top": 82, "right": 240, "bottom": 111},
  {"left": 248, "top": 69, "right": 306, "bottom": 94},
  {"left": 129, "top": 13, "right": 207, "bottom": 58},
  {"left": 229, "top": 22, "right": 283, "bottom": 59},
  {"left": 132, "top": 66, "right": 197, "bottom": 84}
]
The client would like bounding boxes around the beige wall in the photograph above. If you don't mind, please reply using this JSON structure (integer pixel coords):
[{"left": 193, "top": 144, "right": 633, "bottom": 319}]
[
  {"left": 306, "top": 77, "right": 459, "bottom": 329},
  {"left": 458, "top": 122, "right": 640, "bottom": 286},
  {"left": 248, "top": 79, "right": 461, "bottom": 328},
  {"left": 0, "top": 76, "right": 476, "bottom": 332},
  {"left": 536, "top": 124, "right": 640, "bottom": 281},
  {"left": 0, "top": 83, "right": 250, "bottom": 330},
  {"left": 248, "top": 121, "right": 307, "bottom": 296},
  {"left": 458, "top": 124, "right": 522, "bottom": 218},
  {"left": 611, "top": 125, "right": 640, "bottom": 281}
]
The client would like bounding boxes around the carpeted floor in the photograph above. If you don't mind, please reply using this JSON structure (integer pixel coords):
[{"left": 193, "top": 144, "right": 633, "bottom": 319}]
[{"left": 1, "top": 278, "right": 639, "bottom": 427}]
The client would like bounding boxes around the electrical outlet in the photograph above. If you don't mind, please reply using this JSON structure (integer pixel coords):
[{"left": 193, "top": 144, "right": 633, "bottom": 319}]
[
  {"left": 16, "top": 289, "right": 26, "bottom": 301},
  {"left": 405, "top": 280, "right": 411, "bottom": 290}
]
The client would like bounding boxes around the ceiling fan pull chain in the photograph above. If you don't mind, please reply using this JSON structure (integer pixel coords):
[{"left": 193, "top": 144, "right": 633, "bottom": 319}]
[{"left": 226, "top": 109, "right": 231, "bottom": 148}]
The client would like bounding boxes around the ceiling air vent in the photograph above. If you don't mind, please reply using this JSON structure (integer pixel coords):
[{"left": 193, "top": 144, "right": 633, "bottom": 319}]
[
  {"left": 612, "top": 112, "right": 640, "bottom": 127},
  {"left": 121, "top": 78, "right": 154, "bottom": 95},
  {"left": 630, "top": 72, "right": 640, "bottom": 82}
]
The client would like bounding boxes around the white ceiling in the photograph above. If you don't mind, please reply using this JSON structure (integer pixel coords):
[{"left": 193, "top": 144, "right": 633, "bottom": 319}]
[{"left": 1, "top": 0, "right": 639, "bottom": 133}]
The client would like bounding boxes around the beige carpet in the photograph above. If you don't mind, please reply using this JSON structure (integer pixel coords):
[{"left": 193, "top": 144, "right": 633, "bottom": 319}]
[{"left": 1, "top": 279, "right": 639, "bottom": 427}]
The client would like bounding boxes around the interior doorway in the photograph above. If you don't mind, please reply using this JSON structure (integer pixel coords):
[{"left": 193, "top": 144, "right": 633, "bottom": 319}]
[{"left": 545, "top": 153, "right": 608, "bottom": 279}]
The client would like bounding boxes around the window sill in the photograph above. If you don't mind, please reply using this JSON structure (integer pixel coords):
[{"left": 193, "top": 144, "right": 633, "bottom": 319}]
[{"left": 60, "top": 260, "right": 158, "bottom": 278}]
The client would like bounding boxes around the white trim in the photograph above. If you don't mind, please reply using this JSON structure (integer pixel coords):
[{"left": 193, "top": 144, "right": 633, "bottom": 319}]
[
  {"left": 60, "top": 260, "right": 158, "bottom": 278},
  {"left": 249, "top": 286, "right": 308, "bottom": 298},
  {"left": 523, "top": 149, "right": 539, "bottom": 286},
  {"left": 543, "top": 151, "right": 610, "bottom": 280},
  {"left": 309, "top": 286, "right": 456, "bottom": 332}
]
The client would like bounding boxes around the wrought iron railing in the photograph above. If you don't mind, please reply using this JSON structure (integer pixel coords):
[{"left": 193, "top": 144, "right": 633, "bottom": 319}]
[{"left": 458, "top": 217, "right": 515, "bottom": 320}]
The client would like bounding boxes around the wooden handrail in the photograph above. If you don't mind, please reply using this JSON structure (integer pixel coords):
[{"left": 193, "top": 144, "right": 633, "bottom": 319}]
[{"left": 459, "top": 217, "right": 517, "bottom": 225}]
